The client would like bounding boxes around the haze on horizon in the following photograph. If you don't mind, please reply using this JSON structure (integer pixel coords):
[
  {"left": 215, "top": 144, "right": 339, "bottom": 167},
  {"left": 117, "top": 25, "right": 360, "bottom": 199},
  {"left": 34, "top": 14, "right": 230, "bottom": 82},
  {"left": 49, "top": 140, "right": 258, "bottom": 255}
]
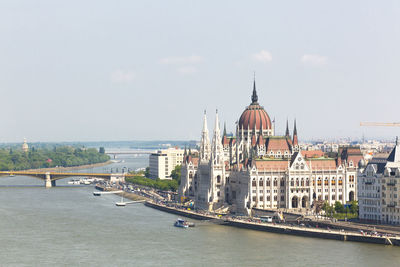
[{"left": 1, "top": 0, "right": 400, "bottom": 143}]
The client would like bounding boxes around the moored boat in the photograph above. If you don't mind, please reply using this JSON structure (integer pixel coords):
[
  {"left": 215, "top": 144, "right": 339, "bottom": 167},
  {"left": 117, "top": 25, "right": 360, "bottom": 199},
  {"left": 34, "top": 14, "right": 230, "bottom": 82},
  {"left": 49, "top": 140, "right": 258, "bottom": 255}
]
[{"left": 174, "top": 218, "right": 189, "bottom": 228}]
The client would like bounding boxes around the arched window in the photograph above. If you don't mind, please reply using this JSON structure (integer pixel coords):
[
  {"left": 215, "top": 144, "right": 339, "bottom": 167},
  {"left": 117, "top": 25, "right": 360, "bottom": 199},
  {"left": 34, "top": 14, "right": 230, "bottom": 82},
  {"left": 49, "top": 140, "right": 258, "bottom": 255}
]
[
  {"left": 339, "top": 179, "right": 343, "bottom": 185},
  {"left": 324, "top": 178, "right": 329, "bottom": 186},
  {"left": 306, "top": 178, "right": 310, "bottom": 186},
  {"left": 274, "top": 178, "right": 278, "bottom": 187},
  {"left": 317, "top": 178, "right": 322, "bottom": 186},
  {"left": 296, "top": 178, "right": 299, "bottom": 187},
  {"left": 189, "top": 172, "right": 193, "bottom": 179},
  {"left": 266, "top": 179, "right": 271, "bottom": 186},
  {"left": 290, "top": 178, "right": 294, "bottom": 187},
  {"left": 217, "top": 175, "right": 221, "bottom": 183},
  {"left": 331, "top": 180, "right": 336, "bottom": 186},
  {"left": 259, "top": 179, "right": 264, "bottom": 186},
  {"left": 300, "top": 163, "right": 304, "bottom": 170},
  {"left": 301, "top": 179, "right": 304, "bottom": 186}
]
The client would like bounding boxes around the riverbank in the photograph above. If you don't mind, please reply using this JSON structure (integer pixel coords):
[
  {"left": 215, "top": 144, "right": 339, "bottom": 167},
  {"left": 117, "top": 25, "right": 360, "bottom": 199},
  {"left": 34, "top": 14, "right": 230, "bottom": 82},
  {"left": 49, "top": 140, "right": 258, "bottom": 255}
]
[{"left": 144, "top": 201, "right": 400, "bottom": 247}]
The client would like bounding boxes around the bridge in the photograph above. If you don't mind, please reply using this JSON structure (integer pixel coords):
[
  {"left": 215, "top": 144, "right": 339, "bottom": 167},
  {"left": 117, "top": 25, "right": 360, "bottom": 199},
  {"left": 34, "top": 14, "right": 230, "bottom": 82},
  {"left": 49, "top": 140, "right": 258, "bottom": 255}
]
[
  {"left": 105, "top": 150, "right": 155, "bottom": 159},
  {"left": 0, "top": 171, "right": 139, "bottom": 188}
]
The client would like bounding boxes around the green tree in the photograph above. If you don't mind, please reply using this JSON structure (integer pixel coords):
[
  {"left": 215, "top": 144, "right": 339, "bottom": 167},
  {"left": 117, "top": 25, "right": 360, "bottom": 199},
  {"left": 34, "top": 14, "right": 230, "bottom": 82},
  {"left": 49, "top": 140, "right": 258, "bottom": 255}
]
[
  {"left": 170, "top": 165, "right": 182, "bottom": 184},
  {"left": 334, "top": 201, "right": 344, "bottom": 213},
  {"left": 144, "top": 167, "right": 150, "bottom": 178},
  {"left": 349, "top": 201, "right": 358, "bottom": 214}
]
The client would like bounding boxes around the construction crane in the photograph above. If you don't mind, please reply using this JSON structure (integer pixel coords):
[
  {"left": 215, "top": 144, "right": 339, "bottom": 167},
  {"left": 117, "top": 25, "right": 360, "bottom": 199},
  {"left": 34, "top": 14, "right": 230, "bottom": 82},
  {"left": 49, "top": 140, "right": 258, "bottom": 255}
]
[{"left": 360, "top": 122, "right": 400, "bottom": 127}]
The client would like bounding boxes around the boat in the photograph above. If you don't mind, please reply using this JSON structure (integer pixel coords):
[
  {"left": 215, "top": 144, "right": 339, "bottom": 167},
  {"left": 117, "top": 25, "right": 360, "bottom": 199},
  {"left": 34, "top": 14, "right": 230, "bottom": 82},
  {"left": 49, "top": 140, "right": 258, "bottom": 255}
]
[
  {"left": 68, "top": 179, "right": 80, "bottom": 185},
  {"left": 115, "top": 196, "right": 126, "bottom": 207},
  {"left": 174, "top": 218, "right": 189, "bottom": 228}
]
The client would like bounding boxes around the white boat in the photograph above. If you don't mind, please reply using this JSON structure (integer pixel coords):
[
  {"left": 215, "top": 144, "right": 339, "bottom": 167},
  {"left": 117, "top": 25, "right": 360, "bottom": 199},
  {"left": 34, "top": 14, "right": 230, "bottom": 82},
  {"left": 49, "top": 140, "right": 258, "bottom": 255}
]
[
  {"left": 174, "top": 218, "right": 189, "bottom": 228},
  {"left": 115, "top": 196, "right": 126, "bottom": 206},
  {"left": 68, "top": 179, "right": 80, "bottom": 185}
]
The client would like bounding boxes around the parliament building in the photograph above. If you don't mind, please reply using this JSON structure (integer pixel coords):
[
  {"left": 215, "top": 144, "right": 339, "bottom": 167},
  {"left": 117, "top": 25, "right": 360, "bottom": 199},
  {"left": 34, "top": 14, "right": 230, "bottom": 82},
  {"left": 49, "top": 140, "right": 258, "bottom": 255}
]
[{"left": 179, "top": 80, "right": 362, "bottom": 215}]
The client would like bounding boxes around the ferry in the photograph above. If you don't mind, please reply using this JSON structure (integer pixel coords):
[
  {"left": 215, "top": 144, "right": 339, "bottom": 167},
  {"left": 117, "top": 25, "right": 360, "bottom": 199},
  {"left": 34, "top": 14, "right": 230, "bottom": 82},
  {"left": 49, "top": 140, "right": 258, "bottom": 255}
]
[{"left": 174, "top": 218, "right": 189, "bottom": 228}]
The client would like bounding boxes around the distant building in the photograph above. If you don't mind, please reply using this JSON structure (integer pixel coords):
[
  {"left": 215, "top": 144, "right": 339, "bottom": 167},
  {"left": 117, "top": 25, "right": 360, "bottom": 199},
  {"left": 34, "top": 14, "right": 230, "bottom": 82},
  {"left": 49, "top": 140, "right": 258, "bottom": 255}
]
[
  {"left": 22, "top": 138, "right": 29, "bottom": 152},
  {"left": 179, "top": 80, "right": 362, "bottom": 214},
  {"left": 149, "top": 148, "right": 186, "bottom": 180},
  {"left": 358, "top": 138, "right": 400, "bottom": 224}
]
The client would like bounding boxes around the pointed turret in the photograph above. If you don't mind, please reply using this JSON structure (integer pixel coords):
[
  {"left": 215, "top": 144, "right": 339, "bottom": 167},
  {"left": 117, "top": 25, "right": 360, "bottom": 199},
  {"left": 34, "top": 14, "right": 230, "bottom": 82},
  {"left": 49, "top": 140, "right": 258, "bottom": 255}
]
[
  {"left": 199, "top": 110, "right": 211, "bottom": 161},
  {"left": 292, "top": 119, "right": 298, "bottom": 146},
  {"left": 251, "top": 79, "right": 258, "bottom": 104},
  {"left": 285, "top": 119, "right": 290, "bottom": 137},
  {"left": 387, "top": 136, "right": 400, "bottom": 162},
  {"left": 211, "top": 109, "right": 224, "bottom": 165},
  {"left": 223, "top": 122, "right": 227, "bottom": 137}
]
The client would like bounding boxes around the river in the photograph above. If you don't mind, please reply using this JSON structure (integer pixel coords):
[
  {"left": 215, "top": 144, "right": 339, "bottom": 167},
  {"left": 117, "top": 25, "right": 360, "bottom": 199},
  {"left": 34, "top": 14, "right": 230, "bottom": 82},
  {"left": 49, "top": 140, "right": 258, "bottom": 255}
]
[{"left": 0, "top": 154, "right": 399, "bottom": 266}]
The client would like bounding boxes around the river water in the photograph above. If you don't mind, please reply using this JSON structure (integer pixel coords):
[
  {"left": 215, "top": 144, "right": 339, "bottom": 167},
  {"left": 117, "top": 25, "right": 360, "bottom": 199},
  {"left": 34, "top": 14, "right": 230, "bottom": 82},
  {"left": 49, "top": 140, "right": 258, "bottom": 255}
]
[{"left": 0, "top": 154, "right": 399, "bottom": 266}]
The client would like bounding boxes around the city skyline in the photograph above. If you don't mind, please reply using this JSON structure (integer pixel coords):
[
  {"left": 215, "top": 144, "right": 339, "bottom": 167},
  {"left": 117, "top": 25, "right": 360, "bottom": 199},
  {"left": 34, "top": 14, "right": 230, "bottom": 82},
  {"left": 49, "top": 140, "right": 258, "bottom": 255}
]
[{"left": 1, "top": 1, "right": 400, "bottom": 142}]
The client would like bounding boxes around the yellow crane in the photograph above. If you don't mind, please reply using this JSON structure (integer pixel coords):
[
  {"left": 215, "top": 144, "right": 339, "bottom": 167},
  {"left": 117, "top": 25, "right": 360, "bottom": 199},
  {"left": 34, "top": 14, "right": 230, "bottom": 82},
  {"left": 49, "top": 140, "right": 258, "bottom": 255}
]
[{"left": 360, "top": 122, "right": 400, "bottom": 127}]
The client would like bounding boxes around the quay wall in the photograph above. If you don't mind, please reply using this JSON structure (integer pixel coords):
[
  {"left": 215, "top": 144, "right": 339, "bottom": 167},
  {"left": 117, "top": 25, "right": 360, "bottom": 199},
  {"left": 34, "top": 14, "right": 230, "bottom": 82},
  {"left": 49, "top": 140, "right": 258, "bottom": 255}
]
[
  {"left": 144, "top": 202, "right": 400, "bottom": 247},
  {"left": 144, "top": 202, "right": 216, "bottom": 221}
]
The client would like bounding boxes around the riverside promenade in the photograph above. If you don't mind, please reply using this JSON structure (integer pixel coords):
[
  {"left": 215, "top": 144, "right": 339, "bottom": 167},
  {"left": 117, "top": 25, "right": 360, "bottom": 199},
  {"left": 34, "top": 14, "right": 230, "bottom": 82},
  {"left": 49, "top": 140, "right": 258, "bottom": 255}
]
[{"left": 144, "top": 201, "right": 400, "bottom": 247}]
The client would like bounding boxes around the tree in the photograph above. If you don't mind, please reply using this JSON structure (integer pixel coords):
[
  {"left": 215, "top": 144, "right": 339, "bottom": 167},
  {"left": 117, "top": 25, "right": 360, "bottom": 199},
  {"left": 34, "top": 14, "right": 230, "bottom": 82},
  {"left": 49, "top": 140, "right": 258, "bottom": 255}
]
[
  {"left": 99, "top": 147, "right": 105, "bottom": 154},
  {"left": 170, "top": 165, "right": 182, "bottom": 184},
  {"left": 350, "top": 201, "right": 358, "bottom": 214},
  {"left": 334, "top": 201, "right": 344, "bottom": 213},
  {"left": 144, "top": 167, "right": 150, "bottom": 178}
]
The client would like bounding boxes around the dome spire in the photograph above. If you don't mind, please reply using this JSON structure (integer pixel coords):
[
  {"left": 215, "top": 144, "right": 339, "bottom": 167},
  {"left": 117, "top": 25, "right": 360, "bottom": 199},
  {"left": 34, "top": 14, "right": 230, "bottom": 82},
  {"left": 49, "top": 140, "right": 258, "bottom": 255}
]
[{"left": 251, "top": 73, "right": 258, "bottom": 104}]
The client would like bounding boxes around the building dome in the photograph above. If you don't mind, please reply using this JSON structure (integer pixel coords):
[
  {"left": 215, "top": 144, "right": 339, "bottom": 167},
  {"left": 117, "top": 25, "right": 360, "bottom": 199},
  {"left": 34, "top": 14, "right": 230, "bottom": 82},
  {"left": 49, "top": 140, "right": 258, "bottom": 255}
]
[{"left": 238, "top": 81, "right": 272, "bottom": 131}]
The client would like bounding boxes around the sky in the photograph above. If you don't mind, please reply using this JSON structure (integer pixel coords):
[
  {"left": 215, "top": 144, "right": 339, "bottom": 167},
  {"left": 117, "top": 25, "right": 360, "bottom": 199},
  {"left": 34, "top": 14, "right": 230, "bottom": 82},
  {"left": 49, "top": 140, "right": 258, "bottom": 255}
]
[{"left": 1, "top": 0, "right": 400, "bottom": 143}]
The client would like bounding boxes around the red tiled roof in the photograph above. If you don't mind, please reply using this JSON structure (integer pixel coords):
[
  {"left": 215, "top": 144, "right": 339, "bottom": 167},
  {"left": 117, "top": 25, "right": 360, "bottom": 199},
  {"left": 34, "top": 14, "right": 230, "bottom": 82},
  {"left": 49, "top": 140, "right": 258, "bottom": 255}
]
[
  {"left": 266, "top": 138, "right": 290, "bottom": 151},
  {"left": 302, "top": 150, "right": 324, "bottom": 158},
  {"left": 255, "top": 160, "right": 289, "bottom": 170},
  {"left": 306, "top": 159, "right": 337, "bottom": 170}
]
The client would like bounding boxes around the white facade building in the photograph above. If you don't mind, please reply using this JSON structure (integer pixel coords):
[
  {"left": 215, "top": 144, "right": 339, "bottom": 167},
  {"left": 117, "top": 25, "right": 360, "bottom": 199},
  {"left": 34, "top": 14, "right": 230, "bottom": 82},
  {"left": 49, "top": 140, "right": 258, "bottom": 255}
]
[
  {"left": 359, "top": 139, "right": 400, "bottom": 224},
  {"left": 179, "top": 80, "right": 362, "bottom": 214},
  {"left": 149, "top": 148, "right": 185, "bottom": 180}
]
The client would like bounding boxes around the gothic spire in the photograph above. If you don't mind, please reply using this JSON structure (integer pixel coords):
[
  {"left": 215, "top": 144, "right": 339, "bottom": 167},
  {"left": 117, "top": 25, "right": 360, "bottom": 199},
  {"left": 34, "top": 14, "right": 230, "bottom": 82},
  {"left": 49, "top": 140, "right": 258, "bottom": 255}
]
[
  {"left": 293, "top": 119, "right": 298, "bottom": 146},
  {"left": 223, "top": 122, "right": 227, "bottom": 137},
  {"left": 211, "top": 109, "right": 223, "bottom": 165},
  {"left": 285, "top": 119, "right": 290, "bottom": 137},
  {"left": 199, "top": 110, "right": 211, "bottom": 161},
  {"left": 251, "top": 77, "right": 258, "bottom": 104}
]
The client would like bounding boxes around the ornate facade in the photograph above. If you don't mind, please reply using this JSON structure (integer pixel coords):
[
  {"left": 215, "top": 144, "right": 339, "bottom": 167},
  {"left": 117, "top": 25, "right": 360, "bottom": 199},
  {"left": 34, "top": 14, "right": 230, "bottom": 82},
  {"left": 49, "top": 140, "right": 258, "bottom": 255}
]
[{"left": 179, "top": 81, "right": 362, "bottom": 214}]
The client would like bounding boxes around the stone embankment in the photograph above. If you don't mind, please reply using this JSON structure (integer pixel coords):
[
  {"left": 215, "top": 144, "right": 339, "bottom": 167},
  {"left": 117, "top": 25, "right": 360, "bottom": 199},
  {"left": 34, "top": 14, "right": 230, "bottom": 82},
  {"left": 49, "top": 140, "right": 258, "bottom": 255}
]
[{"left": 144, "top": 201, "right": 400, "bottom": 247}]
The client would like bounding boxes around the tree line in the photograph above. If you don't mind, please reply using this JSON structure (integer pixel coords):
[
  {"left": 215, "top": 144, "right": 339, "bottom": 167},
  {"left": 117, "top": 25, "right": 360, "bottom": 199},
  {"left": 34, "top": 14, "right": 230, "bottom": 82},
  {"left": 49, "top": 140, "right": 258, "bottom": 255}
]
[
  {"left": 125, "top": 165, "right": 182, "bottom": 192},
  {"left": 0, "top": 146, "right": 110, "bottom": 171}
]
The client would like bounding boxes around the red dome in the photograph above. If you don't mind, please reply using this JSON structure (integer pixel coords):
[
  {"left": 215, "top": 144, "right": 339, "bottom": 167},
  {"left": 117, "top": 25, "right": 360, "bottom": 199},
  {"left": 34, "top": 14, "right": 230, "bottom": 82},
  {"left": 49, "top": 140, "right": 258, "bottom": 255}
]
[
  {"left": 239, "top": 80, "right": 272, "bottom": 130},
  {"left": 239, "top": 103, "right": 272, "bottom": 130}
]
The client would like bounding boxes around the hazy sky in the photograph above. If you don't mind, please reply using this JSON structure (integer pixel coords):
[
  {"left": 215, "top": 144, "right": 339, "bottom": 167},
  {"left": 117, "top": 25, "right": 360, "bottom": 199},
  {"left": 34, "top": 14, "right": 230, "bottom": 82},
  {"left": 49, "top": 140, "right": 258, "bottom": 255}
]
[{"left": 1, "top": 0, "right": 400, "bottom": 142}]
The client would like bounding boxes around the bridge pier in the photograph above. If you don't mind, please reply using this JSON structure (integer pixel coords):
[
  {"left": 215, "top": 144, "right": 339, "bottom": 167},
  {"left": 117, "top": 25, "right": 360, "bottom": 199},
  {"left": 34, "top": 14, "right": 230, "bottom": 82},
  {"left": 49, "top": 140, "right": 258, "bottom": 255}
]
[{"left": 45, "top": 172, "right": 52, "bottom": 188}]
